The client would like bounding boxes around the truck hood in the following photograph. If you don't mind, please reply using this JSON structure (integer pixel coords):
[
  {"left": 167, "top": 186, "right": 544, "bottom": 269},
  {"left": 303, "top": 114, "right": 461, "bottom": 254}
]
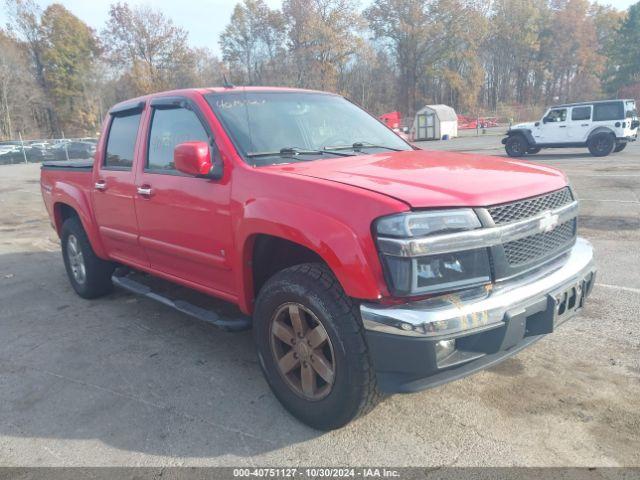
[{"left": 268, "top": 149, "right": 568, "bottom": 208}]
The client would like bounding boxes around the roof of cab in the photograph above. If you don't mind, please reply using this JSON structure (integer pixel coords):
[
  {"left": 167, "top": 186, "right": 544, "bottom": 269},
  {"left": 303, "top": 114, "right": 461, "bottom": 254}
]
[{"left": 108, "top": 86, "right": 336, "bottom": 115}]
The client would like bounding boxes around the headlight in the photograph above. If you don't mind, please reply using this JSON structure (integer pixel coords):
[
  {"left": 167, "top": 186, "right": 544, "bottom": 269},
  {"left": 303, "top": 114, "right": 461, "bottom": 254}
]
[
  {"left": 375, "top": 210, "right": 491, "bottom": 297},
  {"left": 376, "top": 209, "right": 480, "bottom": 237}
]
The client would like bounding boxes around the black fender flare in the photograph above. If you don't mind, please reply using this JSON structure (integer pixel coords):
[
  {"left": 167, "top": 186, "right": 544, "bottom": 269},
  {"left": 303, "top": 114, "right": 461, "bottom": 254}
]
[
  {"left": 587, "top": 127, "right": 616, "bottom": 141},
  {"left": 503, "top": 129, "right": 535, "bottom": 146}
]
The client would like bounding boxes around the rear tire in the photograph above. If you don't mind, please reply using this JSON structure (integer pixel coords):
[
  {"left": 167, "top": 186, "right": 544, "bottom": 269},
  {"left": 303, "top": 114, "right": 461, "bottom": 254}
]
[
  {"left": 253, "top": 263, "right": 381, "bottom": 430},
  {"left": 588, "top": 133, "right": 615, "bottom": 157},
  {"left": 505, "top": 135, "right": 529, "bottom": 157},
  {"left": 61, "top": 217, "right": 115, "bottom": 299},
  {"left": 614, "top": 143, "right": 627, "bottom": 153}
]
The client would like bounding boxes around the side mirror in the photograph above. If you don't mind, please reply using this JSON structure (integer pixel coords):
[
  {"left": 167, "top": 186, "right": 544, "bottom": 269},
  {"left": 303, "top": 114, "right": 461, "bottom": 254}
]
[
  {"left": 174, "top": 141, "right": 222, "bottom": 179},
  {"left": 535, "top": 121, "right": 540, "bottom": 127}
]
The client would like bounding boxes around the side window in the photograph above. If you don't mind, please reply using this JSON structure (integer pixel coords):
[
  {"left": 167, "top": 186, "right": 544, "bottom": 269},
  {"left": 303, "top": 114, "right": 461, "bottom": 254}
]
[
  {"left": 147, "top": 107, "right": 209, "bottom": 171},
  {"left": 104, "top": 113, "right": 141, "bottom": 169},
  {"left": 571, "top": 106, "right": 591, "bottom": 121},
  {"left": 546, "top": 109, "right": 567, "bottom": 122},
  {"left": 593, "top": 102, "right": 624, "bottom": 121}
]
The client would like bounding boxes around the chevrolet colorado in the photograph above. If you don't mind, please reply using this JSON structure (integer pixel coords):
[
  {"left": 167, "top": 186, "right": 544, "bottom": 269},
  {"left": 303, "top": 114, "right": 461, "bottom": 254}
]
[{"left": 41, "top": 87, "right": 596, "bottom": 430}]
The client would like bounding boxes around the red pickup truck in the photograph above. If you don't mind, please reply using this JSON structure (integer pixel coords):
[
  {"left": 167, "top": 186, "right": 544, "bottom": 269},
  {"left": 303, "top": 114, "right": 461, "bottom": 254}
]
[{"left": 41, "top": 87, "right": 596, "bottom": 430}]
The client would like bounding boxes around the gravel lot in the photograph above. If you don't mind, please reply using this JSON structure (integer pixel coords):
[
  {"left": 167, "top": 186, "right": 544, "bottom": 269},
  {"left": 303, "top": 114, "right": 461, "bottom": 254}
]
[{"left": 0, "top": 136, "right": 638, "bottom": 467}]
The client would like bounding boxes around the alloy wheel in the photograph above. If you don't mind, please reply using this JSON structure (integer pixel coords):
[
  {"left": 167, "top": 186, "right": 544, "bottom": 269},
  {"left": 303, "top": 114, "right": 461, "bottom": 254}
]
[
  {"left": 67, "top": 234, "right": 86, "bottom": 284},
  {"left": 269, "top": 303, "right": 336, "bottom": 400}
]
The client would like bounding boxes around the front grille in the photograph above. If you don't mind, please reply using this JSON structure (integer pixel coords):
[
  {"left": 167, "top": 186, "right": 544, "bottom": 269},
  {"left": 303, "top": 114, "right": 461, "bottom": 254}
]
[
  {"left": 503, "top": 219, "right": 576, "bottom": 266},
  {"left": 488, "top": 187, "right": 573, "bottom": 225}
]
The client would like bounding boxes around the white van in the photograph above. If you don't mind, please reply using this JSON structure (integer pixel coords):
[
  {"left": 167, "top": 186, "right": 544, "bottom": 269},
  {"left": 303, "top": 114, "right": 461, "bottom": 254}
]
[{"left": 503, "top": 99, "right": 638, "bottom": 157}]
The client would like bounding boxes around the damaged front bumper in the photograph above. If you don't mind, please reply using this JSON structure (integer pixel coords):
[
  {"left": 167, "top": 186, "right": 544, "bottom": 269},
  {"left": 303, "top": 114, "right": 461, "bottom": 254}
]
[{"left": 361, "top": 237, "right": 596, "bottom": 393}]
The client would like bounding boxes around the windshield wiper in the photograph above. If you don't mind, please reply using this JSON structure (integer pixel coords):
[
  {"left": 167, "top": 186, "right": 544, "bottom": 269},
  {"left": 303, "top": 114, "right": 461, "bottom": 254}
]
[
  {"left": 324, "top": 142, "right": 403, "bottom": 153},
  {"left": 246, "top": 147, "right": 355, "bottom": 158}
]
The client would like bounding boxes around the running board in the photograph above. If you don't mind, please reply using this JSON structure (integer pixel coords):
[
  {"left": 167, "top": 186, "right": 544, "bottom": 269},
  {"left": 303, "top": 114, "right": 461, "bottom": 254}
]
[{"left": 112, "top": 273, "right": 252, "bottom": 332}]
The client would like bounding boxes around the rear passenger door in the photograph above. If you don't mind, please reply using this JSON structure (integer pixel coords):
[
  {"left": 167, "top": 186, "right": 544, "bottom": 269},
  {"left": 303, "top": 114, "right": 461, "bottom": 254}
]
[
  {"left": 92, "top": 103, "right": 148, "bottom": 268},
  {"left": 568, "top": 105, "right": 592, "bottom": 142},
  {"left": 134, "top": 97, "right": 236, "bottom": 298}
]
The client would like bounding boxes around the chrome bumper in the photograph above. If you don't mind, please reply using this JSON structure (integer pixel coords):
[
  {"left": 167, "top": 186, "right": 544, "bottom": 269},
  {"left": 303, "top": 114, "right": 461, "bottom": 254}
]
[{"left": 361, "top": 237, "right": 596, "bottom": 338}]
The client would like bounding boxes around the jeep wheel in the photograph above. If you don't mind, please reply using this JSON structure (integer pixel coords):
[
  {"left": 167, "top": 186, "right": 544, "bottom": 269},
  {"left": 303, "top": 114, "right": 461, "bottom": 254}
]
[
  {"left": 61, "top": 217, "right": 115, "bottom": 299},
  {"left": 614, "top": 143, "right": 627, "bottom": 153},
  {"left": 253, "top": 263, "right": 381, "bottom": 430},
  {"left": 505, "top": 135, "right": 528, "bottom": 157},
  {"left": 588, "top": 133, "right": 615, "bottom": 157},
  {"left": 527, "top": 147, "right": 541, "bottom": 154}
]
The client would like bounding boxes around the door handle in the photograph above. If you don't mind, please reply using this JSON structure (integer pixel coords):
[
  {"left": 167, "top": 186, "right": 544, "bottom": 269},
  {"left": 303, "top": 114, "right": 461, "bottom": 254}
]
[
  {"left": 95, "top": 181, "right": 107, "bottom": 191},
  {"left": 559, "top": 125, "right": 567, "bottom": 128},
  {"left": 137, "top": 186, "right": 153, "bottom": 196},
  {"left": 581, "top": 124, "right": 589, "bottom": 127}
]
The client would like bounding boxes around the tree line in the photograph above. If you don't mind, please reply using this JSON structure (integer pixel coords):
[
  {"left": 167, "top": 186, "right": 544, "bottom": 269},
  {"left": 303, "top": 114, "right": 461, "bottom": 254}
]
[{"left": 1, "top": 0, "right": 639, "bottom": 140}]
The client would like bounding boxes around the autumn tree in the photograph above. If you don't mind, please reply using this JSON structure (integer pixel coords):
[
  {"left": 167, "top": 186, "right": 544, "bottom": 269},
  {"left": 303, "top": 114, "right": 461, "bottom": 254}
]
[
  {"left": 101, "top": 2, "right": 197, "bottom": 96},
  {"left": 365, "top": 0, "right": 458, "bottom": 115},
  {"left": 220, "top": 0, "right": 286, "bottom": 85},
  {"left": 5, "top": 1, "right": 100, "bottom": 137},
  {"left": 538, "top": 0, "right": 605, "bottom": 103},
  {"left": 283, "top": 0, "right": 363, "bottom": 91},
  {"left": 39, "top": 4, "right": 101, "bottom": 135},
  {"left": 192, "top": 48, "right": 229, "bottom": 87},
  {"left": 0, "top": 30, "right": 47, "bottom": 139},
  {"left": 5, "top": 0, "right": 60, "bottom": 135}
]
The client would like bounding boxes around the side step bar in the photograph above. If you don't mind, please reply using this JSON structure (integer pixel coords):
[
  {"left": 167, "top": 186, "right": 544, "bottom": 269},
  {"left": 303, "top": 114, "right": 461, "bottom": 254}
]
[{"left": 112, "top": 273, "right": 252, "bottom": 332}]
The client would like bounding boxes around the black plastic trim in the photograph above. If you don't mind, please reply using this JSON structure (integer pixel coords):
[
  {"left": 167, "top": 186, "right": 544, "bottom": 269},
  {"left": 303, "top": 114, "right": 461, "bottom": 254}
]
[
  {"left": 41, "top": 159, "right": 93, "bottom": 170},
  {"left": 109, "top": 101, "right": 145, "bottom": 117}
]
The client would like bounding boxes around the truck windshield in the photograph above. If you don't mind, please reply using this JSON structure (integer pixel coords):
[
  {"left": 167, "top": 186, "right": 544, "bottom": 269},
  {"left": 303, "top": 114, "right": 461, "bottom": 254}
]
[{"left": 205, "top": 91, "right": 411, "bottom": 165}]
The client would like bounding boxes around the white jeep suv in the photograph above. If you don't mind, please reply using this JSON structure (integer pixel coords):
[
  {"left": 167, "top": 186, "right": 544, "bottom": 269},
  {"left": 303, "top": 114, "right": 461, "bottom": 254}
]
[{"left": 503, "top": 99, "right": 638, "bottom": 157}]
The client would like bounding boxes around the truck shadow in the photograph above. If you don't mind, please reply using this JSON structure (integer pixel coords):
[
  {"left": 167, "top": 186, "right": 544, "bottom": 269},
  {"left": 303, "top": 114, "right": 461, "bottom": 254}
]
[{"left": 0, "top": 250, "right": 324, "bottom": 460}]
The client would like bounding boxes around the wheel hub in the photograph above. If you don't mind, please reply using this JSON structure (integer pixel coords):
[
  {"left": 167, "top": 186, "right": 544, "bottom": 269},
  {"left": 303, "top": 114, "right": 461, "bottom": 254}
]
[
  {"left": 67, "top": 234, "right": 86, "bottom": 284},
  {"left": 269, "top": 303, "right": 336, "bottom": 400}
]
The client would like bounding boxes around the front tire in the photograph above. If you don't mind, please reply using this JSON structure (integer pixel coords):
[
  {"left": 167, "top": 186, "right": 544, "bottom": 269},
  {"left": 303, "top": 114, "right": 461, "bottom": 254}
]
[
  {"left": 505, "top": 135, "right": 528, "bottom": 157},
  {"left": 588, "top": 133, "right": 615, "bottom": 157},
  {"left": 614, "top": 143, "right": 627, "bottom": 153},
  {"left": 253, "top": 263, "right": 381, "bottom": 430},
  {"left": 527, "top": 147, "right": 541, "bottom": 154},
  {"left": 61, "top": 217, "right": 115, "bottom": 299}
]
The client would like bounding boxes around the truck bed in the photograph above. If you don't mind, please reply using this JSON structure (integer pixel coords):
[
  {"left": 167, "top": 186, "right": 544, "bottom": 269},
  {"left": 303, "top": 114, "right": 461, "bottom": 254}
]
[{"left": 40, "top": 160, "right": 94, "bottom": 230}]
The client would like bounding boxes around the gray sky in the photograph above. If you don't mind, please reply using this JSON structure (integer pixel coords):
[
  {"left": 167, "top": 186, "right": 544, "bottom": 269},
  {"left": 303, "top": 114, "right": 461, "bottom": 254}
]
[{"left": 1, "top": 0, "right": 637, "bottom": 56}]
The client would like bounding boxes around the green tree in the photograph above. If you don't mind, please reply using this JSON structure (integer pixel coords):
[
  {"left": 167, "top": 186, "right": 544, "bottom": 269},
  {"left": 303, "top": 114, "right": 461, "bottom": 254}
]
[{"left": 605, "top": 1, "right": 640, "bottom": 95}]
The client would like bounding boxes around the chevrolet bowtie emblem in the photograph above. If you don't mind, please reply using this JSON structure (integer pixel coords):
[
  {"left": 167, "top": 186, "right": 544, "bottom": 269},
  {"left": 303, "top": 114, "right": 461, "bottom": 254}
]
[{"left": 539, "top": 211, "right": 559, "bottom": 232}]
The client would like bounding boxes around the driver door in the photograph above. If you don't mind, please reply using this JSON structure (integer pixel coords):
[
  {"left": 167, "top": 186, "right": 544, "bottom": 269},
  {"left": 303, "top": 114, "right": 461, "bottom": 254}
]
[
  {"left": 537, "top": 108, "right": 568, "bottom": 144},
  {"left": 134, "top": 96, "right": 235, "bottom": 298}
]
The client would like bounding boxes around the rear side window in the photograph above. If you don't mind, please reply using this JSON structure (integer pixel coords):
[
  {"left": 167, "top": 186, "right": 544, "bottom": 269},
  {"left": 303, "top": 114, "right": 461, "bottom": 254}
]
[
  {"left": 571, "top": 106, "right": 591, "bottom": 121},
  {"left": 593, "top": 102, "right": 624, "bottom": 121},
  {"left": 104, "top": 113, "right": 141, "bottom": 169},
  {"left": 147, "top": 107, "right": 209, "bottom": 171}
]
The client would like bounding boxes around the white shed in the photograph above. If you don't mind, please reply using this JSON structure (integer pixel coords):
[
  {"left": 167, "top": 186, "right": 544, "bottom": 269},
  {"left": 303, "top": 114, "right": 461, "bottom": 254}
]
[{"left": 411, "top": 105, "right": 458, "bottom": 141}]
